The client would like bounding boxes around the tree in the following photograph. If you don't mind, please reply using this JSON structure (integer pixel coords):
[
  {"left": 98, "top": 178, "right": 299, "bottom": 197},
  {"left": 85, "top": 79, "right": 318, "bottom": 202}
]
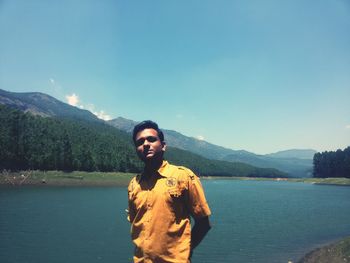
[{"left": 313, "top": 147, "right": 350, "bottom": 178}]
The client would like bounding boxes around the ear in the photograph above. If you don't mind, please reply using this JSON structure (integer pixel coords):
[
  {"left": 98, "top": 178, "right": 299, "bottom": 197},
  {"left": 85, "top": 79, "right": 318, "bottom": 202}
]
[{"left": 162, "top": 141, "right": 167, "bottom": 152}]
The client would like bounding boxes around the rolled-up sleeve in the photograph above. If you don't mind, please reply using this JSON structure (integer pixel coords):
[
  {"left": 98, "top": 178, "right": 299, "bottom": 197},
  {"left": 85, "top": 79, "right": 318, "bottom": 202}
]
[
  {"left": 127, "top": 179, "right": 136, "bottom": 223},
  {"left": 187, "top": 172, "right": 211, "bottom": 219}
]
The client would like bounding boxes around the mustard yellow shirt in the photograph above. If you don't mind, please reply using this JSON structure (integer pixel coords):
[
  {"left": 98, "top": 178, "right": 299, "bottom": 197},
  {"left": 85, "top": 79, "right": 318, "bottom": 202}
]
[{"left": 127, "top": 161, "right": 211, "bottom": 263}]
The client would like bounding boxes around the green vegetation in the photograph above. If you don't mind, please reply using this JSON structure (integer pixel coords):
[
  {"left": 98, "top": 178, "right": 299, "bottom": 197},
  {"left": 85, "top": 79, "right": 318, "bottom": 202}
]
[
  {"left": 203, "top": 176, "right": 350, "bottom": 186},
  {"left": 0, "top": 105, "right": 143, "bottom": 172},
  {"left": 313, "top": 147, "right": 350, "bottom": 178},
  {"left": 291, "top": 177, "right": 350, "bottom": 185},
  {"left": 0, "top": 105, "right": 287, "bottom": 178},
  {"left": 297, "top": 236, "right": 350, "bottom": 263},
  {"left": 165, "top": 147, "right": 287, "bottom": 178},
  {"left": 2, "top": 170, "right": 350, "bottom": 187},
  {"left": 0, "top": 170, "right": 134, "bottom": 186}
]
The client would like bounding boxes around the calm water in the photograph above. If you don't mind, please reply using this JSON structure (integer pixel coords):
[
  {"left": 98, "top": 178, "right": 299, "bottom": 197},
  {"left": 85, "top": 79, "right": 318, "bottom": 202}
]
[{"left": 1, "top": 180, "right": 350, "bottom": 263}]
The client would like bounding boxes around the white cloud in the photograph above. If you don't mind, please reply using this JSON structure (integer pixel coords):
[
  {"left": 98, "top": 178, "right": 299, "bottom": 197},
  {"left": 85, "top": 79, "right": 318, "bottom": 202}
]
[
  {"left": 176, "top": 114, "right": 183, "bottom": 119},
  {"left": 85, "top": 103, "right": 112, "bottom": 121},
  {"left": 65, "top": 94, "right": 112, "bottom": 121},
  {"left": 94, "top": 110, "right": 112, "bottom": 121},
  {"left": 65, "top": 93, "right": 79, "bottom": 106},
  {"left": 49, "top": 78, "right": 55, "bottom": 84},
  {"left": 197, "top": 135, "right": 205, "bottom": 140},
  {"left": 346, "top": 124, "right": 350, "bottom": 129}
]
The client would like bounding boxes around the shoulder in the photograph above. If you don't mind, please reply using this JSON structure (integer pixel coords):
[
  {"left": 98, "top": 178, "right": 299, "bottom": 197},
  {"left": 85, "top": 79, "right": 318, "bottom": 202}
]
[
  {"left": 128, "top": 175, "right": 140, "bottom": 192},
  {"left": 168, "top": 163, "right": 197, "bottom": 182}
]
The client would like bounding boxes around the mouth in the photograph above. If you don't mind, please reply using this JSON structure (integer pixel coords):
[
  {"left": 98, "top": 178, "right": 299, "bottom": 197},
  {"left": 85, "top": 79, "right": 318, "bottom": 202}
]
[{"left": 143, "top": 150, "right": 153, "bottom": 156}]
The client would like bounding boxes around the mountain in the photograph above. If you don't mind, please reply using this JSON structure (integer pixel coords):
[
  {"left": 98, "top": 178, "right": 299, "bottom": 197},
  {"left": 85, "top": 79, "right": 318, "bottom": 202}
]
[
  {"left": 265, "top": 149, "right": 317, "bottom": 159},
  {"left": 165, "top": 147, "right": 286, "bottom": 178},
  {"left": 0, "top": 104, "right": 286, "bottom": 177},
  {"left": 0, "top": 89, "right": 100, "bottom": 122},
  {"left": 221, "top": 153, "right": 313, "bottom": 177},
  {"left": 1, "top": 89, "right": 312, "bottom": 177},
  {"left": 108, "top": 117, "right": 314, "bottom": 177},
  {"left": 0, "top": 104, "right": 143, "bottom": 172},
  {"left": 108, "top": 118, "right": 252, "bottom": 159},
  {"left": 108, "top": 117, "right": 137, "bottom": 133}
]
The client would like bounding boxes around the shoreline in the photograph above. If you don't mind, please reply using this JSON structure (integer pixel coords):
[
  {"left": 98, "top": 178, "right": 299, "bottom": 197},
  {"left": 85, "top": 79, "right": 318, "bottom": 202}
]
[
  {"left": 202, "top": 176, "right": 350, "bottom": 186},
  {"left": 0, "top": 170, "right": 135, "bottom": 187},
  {"left": 296, "top": 236, "right": 350, "bottom": 263},
  {"left": 1, "top": 171, "right": 350, "bottom": 187}
]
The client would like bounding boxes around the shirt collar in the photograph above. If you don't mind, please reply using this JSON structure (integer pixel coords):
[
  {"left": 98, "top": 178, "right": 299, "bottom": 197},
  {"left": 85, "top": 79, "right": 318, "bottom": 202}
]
[
  {"left": 158, "top": 160, "right": 171, "bottom": 178},
  {"left": 137, "top": 160, "right": 170, "bottom": 182}
]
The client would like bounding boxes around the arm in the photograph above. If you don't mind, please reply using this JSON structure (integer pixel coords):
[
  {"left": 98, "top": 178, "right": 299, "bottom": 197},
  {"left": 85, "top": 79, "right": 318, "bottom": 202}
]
[
  {"left": 184, "top": 169, "right": 212, "bottom": 256},
  {"left": 127, "top": 179, "right": 136, "bottom": 223},
  {"left": 190, "top": 216, "right": 211, "bottom": 254}
]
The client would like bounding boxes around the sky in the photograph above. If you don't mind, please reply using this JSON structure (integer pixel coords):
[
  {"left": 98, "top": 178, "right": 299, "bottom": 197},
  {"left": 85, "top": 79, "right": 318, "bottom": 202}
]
[{"left": 0, "top": 0, "right": 349, "bottom": 155}]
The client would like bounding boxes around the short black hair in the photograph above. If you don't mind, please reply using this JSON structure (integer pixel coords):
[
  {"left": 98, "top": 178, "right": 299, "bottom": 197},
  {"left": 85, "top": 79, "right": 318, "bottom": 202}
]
[{"left": 132, "top": 120, "right": 165, "bottom": 143}]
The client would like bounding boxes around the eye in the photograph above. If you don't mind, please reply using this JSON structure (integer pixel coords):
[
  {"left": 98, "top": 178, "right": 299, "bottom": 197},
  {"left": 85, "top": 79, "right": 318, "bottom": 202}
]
[
  {"left": 146, "top": 136, "right": 158, "bottom": 142},
  {"left": 135, "top": 138, "right": 145, "bottom": 146},
  {"left": 135, "top": 136, "right": 158, "bottom": 146}
]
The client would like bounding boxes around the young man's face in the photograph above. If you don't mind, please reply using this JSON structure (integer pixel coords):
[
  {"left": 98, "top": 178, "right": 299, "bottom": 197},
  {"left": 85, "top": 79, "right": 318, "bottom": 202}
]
[{"left": 134, "top": 128, "right": 166, "bottom": 162}]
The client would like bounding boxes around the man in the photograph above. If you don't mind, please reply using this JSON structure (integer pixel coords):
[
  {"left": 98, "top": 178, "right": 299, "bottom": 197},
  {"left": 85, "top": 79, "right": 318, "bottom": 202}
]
[{"left": 127, "top": 120, "right": 211, "bottom": 263}]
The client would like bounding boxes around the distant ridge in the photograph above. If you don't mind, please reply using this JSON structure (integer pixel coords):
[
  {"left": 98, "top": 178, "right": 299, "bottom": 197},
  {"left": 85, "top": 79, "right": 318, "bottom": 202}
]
[
  {"left": 1, "top": 88, "right": 314, "bottom": 177},
  {"left": 265, "top": 149, "right": 317, "bottom": 159},
  {"left": 0, "top": 102, "right": 286, "bottom": 177},
  {"left": 108, "top": 117, "right": 137, "bottom": 133},
  {"left": 108, "top": 117, "right": 315, "bottom": 177},
  {"left": 0, "top": 89, "right": 100, "bottom": 122}
]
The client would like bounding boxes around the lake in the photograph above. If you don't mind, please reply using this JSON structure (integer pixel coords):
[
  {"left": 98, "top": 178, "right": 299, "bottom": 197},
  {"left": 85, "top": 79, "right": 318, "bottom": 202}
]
[{"left": 1, "top": 180, "right": 350, "bottom": 263}]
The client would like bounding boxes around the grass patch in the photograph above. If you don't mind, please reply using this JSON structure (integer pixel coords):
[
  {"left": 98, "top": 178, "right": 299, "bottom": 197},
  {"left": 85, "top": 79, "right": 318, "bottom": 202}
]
[
  {"left": 2, "top": 170, "right": 350, "bottom": 187},
  {"left": 298, "top": 236, "right": 350, "bottom": 263},
  {"left": 202, "top": 176, "right": 350, "bottom": 186},
  {"left": 0, "top": 170, "right": 136, "bottom": 187},
  {"left": 288, "top": 177, "right": 350, "bottom": 186}
]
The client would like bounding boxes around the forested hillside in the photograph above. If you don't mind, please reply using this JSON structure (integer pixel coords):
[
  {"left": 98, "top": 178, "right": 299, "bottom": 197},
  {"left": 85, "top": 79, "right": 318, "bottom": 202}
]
[
  {"left": 0, "top": 89, "right": 309, "bottom": 177},
  {"left": 313, "top": 147, "right": 350, "bottom": 178},
  {"left": 0, "top": 105, "right": 142, "bottom": 172},
  {"left": 0, "top": 105, "right": 286, "bottom": 177},
  {"left": 165, "top": 147, "right": 287, "bottom": 178},
  {"left": 109, "top": 117, "right": 313, "bottom": 177}
]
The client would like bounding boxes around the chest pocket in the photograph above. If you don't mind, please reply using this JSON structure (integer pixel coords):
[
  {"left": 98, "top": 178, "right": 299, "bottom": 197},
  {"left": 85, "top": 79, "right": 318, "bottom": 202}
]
[
  {"left": 165, "top": 178, "right": 188, "bottom": 217},
  {"left": 129, "top": 182, "right": 148, "bottom": 212}
]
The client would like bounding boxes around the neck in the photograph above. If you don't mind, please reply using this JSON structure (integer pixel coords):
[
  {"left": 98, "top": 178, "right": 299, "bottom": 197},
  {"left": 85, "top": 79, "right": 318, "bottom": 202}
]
[{"left": 143, "top": 158, "right": 163, "bottom": 176}]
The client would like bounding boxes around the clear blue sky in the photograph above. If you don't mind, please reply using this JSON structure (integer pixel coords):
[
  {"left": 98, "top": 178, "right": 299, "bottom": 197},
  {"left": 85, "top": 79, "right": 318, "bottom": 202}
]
[{"left": 1, "top": 0, "right": 349, "bottom": 154}]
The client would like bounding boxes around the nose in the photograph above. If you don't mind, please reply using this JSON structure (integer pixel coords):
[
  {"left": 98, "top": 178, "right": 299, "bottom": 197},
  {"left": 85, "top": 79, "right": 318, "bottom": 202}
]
[{"left": 143, "top": 140, "right": 151, "bottom": 146}]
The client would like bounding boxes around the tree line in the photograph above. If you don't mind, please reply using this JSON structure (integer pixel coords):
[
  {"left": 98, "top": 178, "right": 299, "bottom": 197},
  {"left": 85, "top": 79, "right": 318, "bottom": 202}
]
[
  {"left": 165, "top": 146, "right": 286, "bottom": 178},
  {"left": 313, "top": 147, "right": 350, "bottom": 178},
  {"left": 0, "top": 105, "right": 143, "bottom": 172},
  {"left": 0, "top": 105, "right": 287, "bottom": 177}
]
